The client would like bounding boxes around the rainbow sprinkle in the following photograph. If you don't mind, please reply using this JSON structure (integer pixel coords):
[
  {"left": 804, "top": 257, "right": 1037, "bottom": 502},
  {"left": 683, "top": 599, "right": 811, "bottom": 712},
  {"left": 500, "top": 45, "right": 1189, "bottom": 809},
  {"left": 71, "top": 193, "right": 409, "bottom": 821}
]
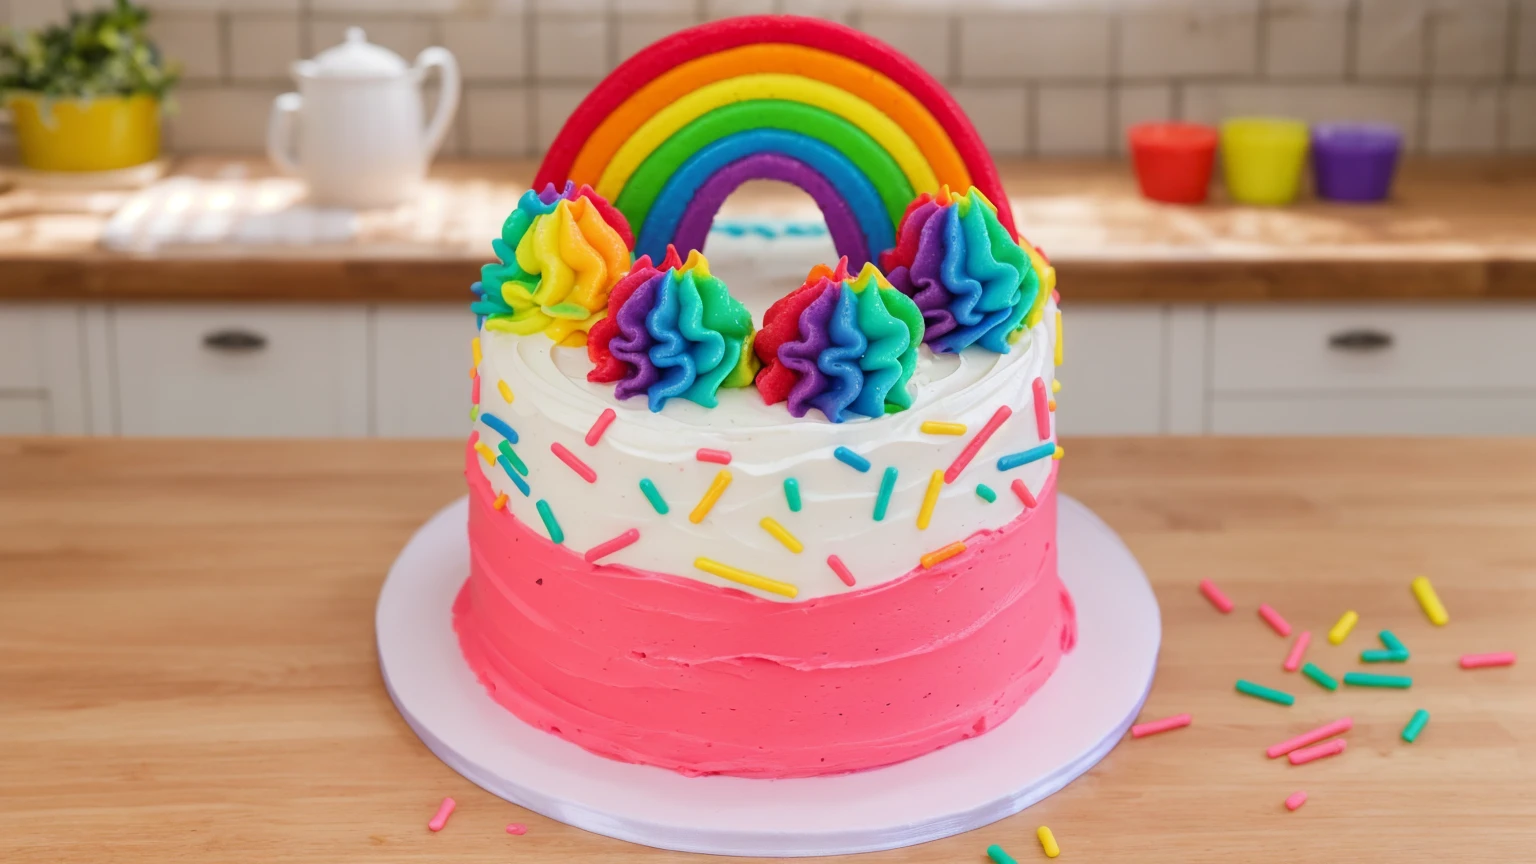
[
  {"left": 474, "top": 441, "right": 497, "bottom": 465},
  {"left": 689, "top": 470, "right": 733, "bottom": 524},
  {"left": 498, "top": 457, "right": 530, "bottom": 496},
  {"left": 783, "top": 477, "right": 802, "bottom": 512},
  {"left": 639, "top": 478, "right": 668, "bottom": 514},
  {"left": 492, "top": 493, "right": 508, "bottom": 510},
  {"left": 584, "top": 407, "right": 615, "bottom": 446},
  {"left": 497, "top": 441, "right": 528, "bottom": 475},
  {"left": 760, "top": 517, "right": 804, "bottom": 553},
  {"left": 535, "top": 499, "right": 563, "bottom": 544},
  {"left": 471, "top": 336, "right": 482, "bottom": 368},
  {"left": 584, "top": 528, "right": 640, "bottom": 563},
  {"left": 827, "top": 554, "right": 856, "bottom": 587},
  {"left": 1054, "top": 444, "right": 1065, "bottom": 460},
  {"left": 833, "top": 446, "right": 871, "bottom": 472},
  {"left": 976, "top": 483, "right": 997, "bottom": 503},
  {"left": 921, "top": 541, "right": 966, "bottom": 568},
  {"left": 694, "top": 557, "right": 798, "bottom": 599},
  {"left": 1032, "top": 377, "right": 1050, "bottom": 438},
  {"left": 1011, "top": 478, "right": 1037, "bottom": 508},
  {"left": 873, "top": 466, "right": 898, "bottom": 521},
  {"left": 480, "top": 412, "right": 519, "bottom": 444},
  {"left": 550, "top": 442, "right": 597, "bottom": 483},
  {"left": 997, "top": 442, "right": 1056, "bottom": 471},
  {"left": 1054, "top": 310, "right": 1063, "bottom": 366},
  {"left": 917, "top": 469, "right": 943, "bottom": 529},
  {"left": 497, "top": 379, "right": 514, "bottom": 403},
  {"left": 1052, "top": 378, "right": 1061, "bottom": 394},
  {"left": 471, "top": 371, "right": 480, "bottom": 404},
  {"left": 944, "top": 405, "right": 1011, "bottom": 483},
  {"left": 920, "top": 421, "right": 967, "bottom": 435},
  {"left": 696, "top": 448, "right": 732, "bottom": 465},
  {"left": 470, "top": 405, "right": 478, "bottom": 421}
]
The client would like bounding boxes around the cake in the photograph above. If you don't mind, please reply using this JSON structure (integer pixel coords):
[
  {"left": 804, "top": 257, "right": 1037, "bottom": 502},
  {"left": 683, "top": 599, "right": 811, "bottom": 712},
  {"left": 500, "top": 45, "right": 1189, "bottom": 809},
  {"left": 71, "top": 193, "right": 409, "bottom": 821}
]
[{"left": 452, "top": 14, "right": 1072, "bottom": 780}]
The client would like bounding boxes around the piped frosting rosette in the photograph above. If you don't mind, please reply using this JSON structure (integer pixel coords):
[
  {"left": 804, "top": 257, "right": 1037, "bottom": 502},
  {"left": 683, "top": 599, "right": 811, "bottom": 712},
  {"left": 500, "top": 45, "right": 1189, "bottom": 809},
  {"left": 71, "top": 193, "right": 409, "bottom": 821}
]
[
  {"left": 754, "top": 258, "right": 926, "bottom": 423},
  {"left": 472, "top": 183, "right": 633, "bottom": 347},
  {"left": 586, "top": 247, "right": 759, "bottom": 412},
  {"left": 878, "top": 186, "right": 1046, "bottom": 354}
]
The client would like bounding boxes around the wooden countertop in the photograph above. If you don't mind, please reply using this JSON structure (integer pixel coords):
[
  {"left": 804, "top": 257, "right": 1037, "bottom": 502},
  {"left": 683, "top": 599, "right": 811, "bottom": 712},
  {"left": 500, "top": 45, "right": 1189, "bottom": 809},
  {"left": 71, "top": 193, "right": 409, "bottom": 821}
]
[
  {"left": 2, "top": 157, "right": 1534, "bottom": 304},
  {"left": 2, "top": 437, "right": 1532, "bottom": 863}
]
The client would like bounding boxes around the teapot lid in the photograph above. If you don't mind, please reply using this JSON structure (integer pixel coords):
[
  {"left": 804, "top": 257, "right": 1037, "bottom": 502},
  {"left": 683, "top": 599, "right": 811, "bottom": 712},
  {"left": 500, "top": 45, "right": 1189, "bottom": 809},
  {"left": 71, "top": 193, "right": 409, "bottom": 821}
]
[{"left": 294, "top": 27, "right": 408, "bottom": 79}]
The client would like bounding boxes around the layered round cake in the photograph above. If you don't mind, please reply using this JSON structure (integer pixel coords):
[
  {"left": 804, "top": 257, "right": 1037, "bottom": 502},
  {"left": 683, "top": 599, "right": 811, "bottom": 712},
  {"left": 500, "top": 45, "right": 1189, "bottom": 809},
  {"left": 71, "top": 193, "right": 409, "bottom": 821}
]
[{"left": 452, "top": 14, "right": 1073, "bottom": 779}]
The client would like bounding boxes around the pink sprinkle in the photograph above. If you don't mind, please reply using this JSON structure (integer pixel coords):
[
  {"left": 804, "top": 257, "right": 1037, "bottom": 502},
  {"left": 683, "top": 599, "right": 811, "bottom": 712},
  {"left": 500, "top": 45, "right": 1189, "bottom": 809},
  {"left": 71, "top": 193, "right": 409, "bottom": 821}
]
[
  {"left": 1131, "top": 713, "right": 1191, "bottom": 738},
  {"left": 1266, "top": 717, "right": 1353, "bottom": 759},
  {"left": 1284, "top": 791, "right": 1308, "bottom": 812},
  {"left": 944, "top": 405, "right": 1012, "bottom": 484},
  {"left": 1258, "top": 603, "right": 1292, "bottom": 637},
  {"left": 1288, "top": 738, "right": 1346, "bottom": 766},
  {"left": 1010, "top": 478, "right": 1037, "bottom": 508},
  {"left": 696, "top": 448, "right": 732, "bottom": 465},
  {"left": 1283, "top": 630, "right": 1313, "bottom": 672},
  {"left": 506, "top": 823, "right": 528, "bottom": 835},
  {"left": 584, "top": 528, "right": 640, "bottom": 563},
  {"left": 427, "top": 797, "right": 456, "bottom": 832},
  {"left": 827, "top": 555, "right": 857, "bottom": 587},
  {"left": 1031, "top": 377, "right": 1050, "bottom": 439},
  {"left": 550, "top": 442, "right": 597, "bottom": 483},
  {"left": 1198, "top": 578, "right": 1233, "bottom": 613},
  {"left": 584, "top": 408, "right": 616, "bottom": 446},
  {"left": 468, "top": 429, "right": 480, "bottom": 447},
  {"left": 1461, "top": 652, "right": 1516, "bottom": 669},
  {"left": 471, "top": 371, "right": 481, "bottom": 405}
]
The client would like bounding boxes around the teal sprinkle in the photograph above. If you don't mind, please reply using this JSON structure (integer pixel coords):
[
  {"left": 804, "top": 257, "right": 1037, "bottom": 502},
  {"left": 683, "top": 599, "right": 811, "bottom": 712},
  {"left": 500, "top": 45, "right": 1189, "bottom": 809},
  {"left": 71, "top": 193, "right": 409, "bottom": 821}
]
[
  {"left": 1402, "top": 709, "right": 1430, "bottom": 742},
  {"left": 833, "top": 446, "right": 871, "bottom": 472},
  {"left": 1344, "top": 672, "right": 1412, "bottom": 689},
  {"left": 535, "top": 499, "right": 563, "bottom": 544},
  {"left": 976, "top": 483, "right": 997, "bottom": 503},
  {"left": 873, "top": 466, "right": 898, "bottom": 521},
  {"left": 639, "top": 478, "right": 669, "bottom": 515},
  {"left": 1379, "top": 630, "right": 1407, "bottom": 653},
  {"left": 1361, "top": 648, "right": 1410, "bottom": 663},
  {"left": 1302, "top": 662, "right": 1339, "bottom": 691},
  {"left": 1235, "top": 679, "right": 1295, "bottom": 706},
  {"left": 497, "top": 441, "right": 528, "bottom": 476},
  {"left": 986, "top": 845, "right": 1018, "bottom": 864},
  {"left": 783, "top": 477, "right": 802, "bottom": 512},
  {"left": 498, "top": 457, "right": 530, "bottom": 497},
  {"left": 996, "top": 442, "right": 1056, "bottom": 471}
]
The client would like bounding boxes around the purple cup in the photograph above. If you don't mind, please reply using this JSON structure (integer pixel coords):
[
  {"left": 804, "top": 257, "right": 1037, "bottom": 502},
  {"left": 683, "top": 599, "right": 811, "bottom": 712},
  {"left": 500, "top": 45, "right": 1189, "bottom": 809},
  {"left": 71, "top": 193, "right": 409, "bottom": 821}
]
[{"left": 1311, "top": 123, "right": 1402, "bottom": 203}]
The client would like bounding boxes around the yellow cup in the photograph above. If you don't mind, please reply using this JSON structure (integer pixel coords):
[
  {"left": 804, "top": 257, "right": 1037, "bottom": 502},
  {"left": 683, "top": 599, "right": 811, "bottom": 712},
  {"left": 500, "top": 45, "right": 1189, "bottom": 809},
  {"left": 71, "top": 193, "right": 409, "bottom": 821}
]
[
  {"left": 7, "top": 93, "right": 161, "bottom": 172},
  {"left": 1220, "top": 117, "right": 1309, "bottom": 206}
]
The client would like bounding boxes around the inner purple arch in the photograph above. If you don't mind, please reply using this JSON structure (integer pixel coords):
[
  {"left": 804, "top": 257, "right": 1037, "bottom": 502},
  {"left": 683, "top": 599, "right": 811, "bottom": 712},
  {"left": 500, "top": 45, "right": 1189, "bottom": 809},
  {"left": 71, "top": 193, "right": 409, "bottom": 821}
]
[{"left": 671, "top": 153, "right": 871, "bottom": 270}]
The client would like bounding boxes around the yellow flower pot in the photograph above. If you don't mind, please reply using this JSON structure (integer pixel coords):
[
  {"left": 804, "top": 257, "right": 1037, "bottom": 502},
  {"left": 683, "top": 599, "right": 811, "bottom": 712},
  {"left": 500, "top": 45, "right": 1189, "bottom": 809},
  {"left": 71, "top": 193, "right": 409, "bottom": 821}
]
[{"left": 6, "top": 93, "right": 161, "bottom": 172}]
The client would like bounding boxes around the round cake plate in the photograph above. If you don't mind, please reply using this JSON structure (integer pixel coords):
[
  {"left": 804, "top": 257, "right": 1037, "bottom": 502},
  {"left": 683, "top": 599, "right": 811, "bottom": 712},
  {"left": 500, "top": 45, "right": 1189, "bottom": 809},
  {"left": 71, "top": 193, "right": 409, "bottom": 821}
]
[{"left": 377, "top": 494, "right": 1160, "bottom": 857}]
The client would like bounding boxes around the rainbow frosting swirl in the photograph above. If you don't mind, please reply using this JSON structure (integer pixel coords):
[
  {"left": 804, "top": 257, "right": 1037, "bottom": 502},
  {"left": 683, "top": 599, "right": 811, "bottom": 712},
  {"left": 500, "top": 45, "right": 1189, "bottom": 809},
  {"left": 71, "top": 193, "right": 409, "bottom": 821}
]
[
  {"left": 878, "top": 187, "right": 1043, "bottom": 354},
  {"left": 472, "top": 183, "right": 633, "bottom": 347},
  {"left": 586, "top": 248, "right": 758, "bottom": 412},
  {"left": 755, "top": 259, "right": 925, "bottom": 423}
]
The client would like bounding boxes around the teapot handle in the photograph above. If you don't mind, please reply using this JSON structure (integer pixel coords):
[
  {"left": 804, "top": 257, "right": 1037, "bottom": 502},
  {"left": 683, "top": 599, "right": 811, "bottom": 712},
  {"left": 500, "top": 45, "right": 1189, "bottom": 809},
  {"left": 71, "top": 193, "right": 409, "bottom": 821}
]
[
  {"left": 267, "top": 92, "right": 303, "bottom": 174},
  {"left": 415, "top": 47, "right": 461, "bottom": 161}
]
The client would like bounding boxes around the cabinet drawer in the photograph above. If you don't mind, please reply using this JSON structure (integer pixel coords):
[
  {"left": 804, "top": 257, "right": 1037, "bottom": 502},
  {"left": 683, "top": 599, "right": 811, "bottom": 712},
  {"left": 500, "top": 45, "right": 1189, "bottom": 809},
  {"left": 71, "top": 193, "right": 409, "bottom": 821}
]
[
  {"left": 1054, "top": 307, "right": 1165, "bottom": 435},
  {"left": 1212, "top": 393, "right": 1536, "bottom": 435},
  {"left": 1212, "top": 305, "right": 1536, "bottom": 393},
  {"left": 112, "top": 305, "right": 369, "bottom": 437},
  {"left": 375, "top": 307, "right": 477, "bottom": 438},
  {"left": 0, "top": 394, "right": 49, "bottom": 434}
]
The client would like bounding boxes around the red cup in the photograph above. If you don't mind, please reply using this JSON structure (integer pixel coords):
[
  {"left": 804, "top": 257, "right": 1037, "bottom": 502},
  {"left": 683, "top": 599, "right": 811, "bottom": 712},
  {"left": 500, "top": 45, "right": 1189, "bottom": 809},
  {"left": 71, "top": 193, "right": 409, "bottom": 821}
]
[{"left": 1128, "top": 122, "right": 1219, "bottom": 204}]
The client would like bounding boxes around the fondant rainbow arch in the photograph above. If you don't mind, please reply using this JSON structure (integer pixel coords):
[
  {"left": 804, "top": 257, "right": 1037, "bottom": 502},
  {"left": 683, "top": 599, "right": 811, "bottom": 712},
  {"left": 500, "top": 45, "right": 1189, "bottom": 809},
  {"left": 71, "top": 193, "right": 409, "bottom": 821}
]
[{"left": 534, "top": 15, "right": 1016, "bottom": 271}]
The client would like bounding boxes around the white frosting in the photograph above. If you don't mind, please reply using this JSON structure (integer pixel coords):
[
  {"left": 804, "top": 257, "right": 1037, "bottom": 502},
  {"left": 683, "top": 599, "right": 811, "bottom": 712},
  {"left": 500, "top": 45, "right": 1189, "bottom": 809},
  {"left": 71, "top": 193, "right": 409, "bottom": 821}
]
[{"left": 473, "top": 298, "right": 1058, "bottom": 601}]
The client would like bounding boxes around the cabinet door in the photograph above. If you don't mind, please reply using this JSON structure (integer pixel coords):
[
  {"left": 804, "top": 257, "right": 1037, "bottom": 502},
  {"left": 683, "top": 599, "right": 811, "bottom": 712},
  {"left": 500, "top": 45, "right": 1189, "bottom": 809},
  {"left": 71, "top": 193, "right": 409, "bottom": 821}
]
[
  {"left": 112, "top": 305, "right": 369, "bottom": 436},
  {"left": 0, "top": 396, "right": 49, "bottom": 434},
  {"left": 0, "top": 305, "right": 90, "bottom": 433},
  {"left": 374, "top": 306, "right": 477, "bottom": 438},
  {"left": 1054, "top": 306, "right": 1167, "bottom": 435}
]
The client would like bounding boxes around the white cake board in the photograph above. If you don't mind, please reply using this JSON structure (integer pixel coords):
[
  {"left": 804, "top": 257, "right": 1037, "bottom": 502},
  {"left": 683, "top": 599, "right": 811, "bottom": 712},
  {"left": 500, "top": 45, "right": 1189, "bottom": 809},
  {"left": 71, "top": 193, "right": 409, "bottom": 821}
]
[{"left": 377, "top": 495, "right": 1160, "bottom": 857}]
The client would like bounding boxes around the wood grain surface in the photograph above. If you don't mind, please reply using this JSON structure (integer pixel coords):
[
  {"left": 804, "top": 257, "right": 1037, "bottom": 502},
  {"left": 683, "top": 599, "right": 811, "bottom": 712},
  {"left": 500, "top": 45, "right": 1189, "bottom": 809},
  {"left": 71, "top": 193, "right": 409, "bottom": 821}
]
[
  {"left": 1, "top": 437, "right": 1533, "bottom": 863},
  {"left": 2, "top": 157, "right": 1534, "bottom": 303}
]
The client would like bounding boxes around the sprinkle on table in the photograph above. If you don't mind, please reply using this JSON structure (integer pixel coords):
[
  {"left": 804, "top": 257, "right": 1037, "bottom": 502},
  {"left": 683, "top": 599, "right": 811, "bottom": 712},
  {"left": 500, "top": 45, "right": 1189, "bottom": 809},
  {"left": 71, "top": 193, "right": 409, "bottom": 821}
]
[
  {"left": 1283, "top": 631, "right": 1312, "bottom": 672},
  {"left": 689, "top": 470, "right": 733, "bottom": 524},
  {"left": 975, "top": 483, "right": 997, "bottom": 503},
  {"left": 480, "top": 412, "right": 519, "bottom": 444},
  {"left": 1010, "top": 478, "right": 1037, "bottom": 508},
  {"left": 1032, "top": 377, "right": 1050, "bottom": 438},
  {"left": 505, "top": 823, "right": 528, "bottom": 835},
  {"left": 499, "top": 457, "right": 530, "bottom": 496},
  {"left": 1236, "top": 679, "right": 1295, "bottom": 706},
  {"left": 1199, "top": 578, "right": 1234, "bottom": 613},
  {"left": 1343, "top": 672, "right": 1412, "bottom": 689},
  {"left": 1289, "top": 738, "right": 1346, "bottom": 766},
  {"left": 1266, "top": 717, "right": 1352, "bottom": 759},
  {"left": 1460, "top": 652, "right": 1516, "bottom": 669},
  {"left": 833, "top": 446, "right": 871, "bottom": 472},
  {"left": 694, "top": 557, "right": 798, "bottom": 599},
  {"left": 873, "top": 466, "right": 898, "bottom": 521},
  {"left": 583, "top": 528, "right": 640, "bottom": 563},
  {"left": 1037, "top": 825, "right": 1061, "bottom": 859},
  {"left": 783, "top": 477, "right": 802, "bottom": 512},
  {"left": 985, "top": 844, "right": 1017, "bottom": 864},
  {"left": 996, "top": 441, "right": 1056, "bottom": 472},
  {"left": 1402, "top": 709, "right": 1431, "bottom": 742},
  {"left": 1131, "top": 713, "right": 1192, "bottom": 738},
  {"left": 550, "top": 442, "right": 597, "bottom": 483},
  {"left": 1380, "top": 630, "right": 1408, "bottom": 653},
  {"left": 639, "top": 478, "right": 669, "bottom": 514},
  {"left": 497, "top": 441, "right": 528, "bottom": 476},
  {"left": 428, "top": 797, "right": 456, "bottom": 832},
  {"left": 1361, "top": 648, "right": 1409, "bottom": 663},
  {"left": 1302, "top": 663, "right": 1339, "bottom": 691},
  {"left": 827, "top": 555, "right": 856, "bottom": 587},
  {"left": 760, "top": 517, "right": 804, "bottom": 553},
  {"left": 1328, "top": 610, "right": 1359, "bottom": 644},
  {"left": 920, "top": 541, "right": 966, "bottom": 569},
  {"left": 917, "top": 469, "right": 944, "bottom": 529},
  {"left": 920, "top": 420, "right": 967, "bottom": 435},
  {"left": 1258, "top": 603, "right": 1292, "bottom": 637},
  {"left": 535, "top": 499, "right": 564, "bottom": 544},
  {"left": 474, "top": 441, "right": 498, "bottom": 465},
  {"left": 1285, "top": 791, "right": 1308, "bottom": 812},
  {"left": 1411, "top": 575, "right": 1449, "bottom": 625},
  {"left": 584, "top": 407, "right": 615, "bottom": 446},
  {"left": 497, "top": 379, "right": 514, "bottom": 404},
  {"left": 696, "top": 448, "right": 732, "bottom": 465},
  {"left": 943, "top": 405, "right": 1012, "bottom": 483}
]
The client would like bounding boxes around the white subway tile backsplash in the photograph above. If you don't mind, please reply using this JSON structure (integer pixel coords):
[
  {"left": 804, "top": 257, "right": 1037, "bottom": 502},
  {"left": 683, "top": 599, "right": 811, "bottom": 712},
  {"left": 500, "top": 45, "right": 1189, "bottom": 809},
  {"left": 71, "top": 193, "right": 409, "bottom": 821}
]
[
  {"left": 617, "top": 15, "right": 698, "bottom": 63},
  {"left": 1182, "top": 83, "right": 1420, "bottom": 145},
  {"left": 1264, "top": 0, "right": 1349, "bottom": 79},
  {"left": 703, "top": 0, "right": 777, "bottom": 21},
  {"left": 1119, "top": 5, "right": 1260, "bottom": 78},
  {"left": 1520, "top": 0, "right": 1536, "bottom": 77},
  {"left": 464, "top": 86, "right": 532, "bottom": 157},
  {"left": 307, "top": 17, "right": 438, "bottom": 65},
  {"left": 958, "top": 12, "right": 1112, "bottom": 82},
  {"left": 533, "top": 14, "right": 610, "bottom": 82},
  {"left": 149, "top": 13, "right": 223, "bottom": 82},
  {"left": 1037, "top": 85, "right": 1110, "bottom": 157},
  {"left": 228, "top": 14, "right": 301, "bottom": 82},
  {"left": 1428, "top": 0, "right": 1509, "bottom": 80},
  {"left": 535, "top": 84, "right": 589, "bottom": 152},
  {"left": 1113, "top": 83, "right": 1175, "bottom": 154},
  {"left": 1355, "top": 0, "right": 1428, "bottom": 79},
  {"left": 9, "top": 0, "right": 68, "bottom": 29},
  {"left": 858, "top": 12, "right": 952, "bottom": 81},
  {"left": 780, "top": 0, "right": 853, "bottom": 23},
  {"left": 311, "top": 0, "right": 458, "bottom": 11},
  {"left": 146, "top": 0, "right": 299, "bottom": 11},
  {"left": 951, "top": 86, "right": 1028, "bottom": 158},
  {"left": 441, "top": 15, "right": 526, "bottom": 82},
  {"left": 1425, "top": 85, "right": 1500, "bottom": 153},
  {"left": 1507, "top": 86, "right": 1536, "bottom": 150},
  {"left": 167, "top": 86, "right": 282, "bottom": 151}
]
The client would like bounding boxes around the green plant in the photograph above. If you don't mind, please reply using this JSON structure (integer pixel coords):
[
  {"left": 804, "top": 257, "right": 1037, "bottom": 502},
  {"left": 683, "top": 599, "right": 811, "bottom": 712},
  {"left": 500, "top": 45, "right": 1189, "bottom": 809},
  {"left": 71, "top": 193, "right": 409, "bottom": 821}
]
[{"left": 0, "top": 0, "right": 179, "bottom": 100}]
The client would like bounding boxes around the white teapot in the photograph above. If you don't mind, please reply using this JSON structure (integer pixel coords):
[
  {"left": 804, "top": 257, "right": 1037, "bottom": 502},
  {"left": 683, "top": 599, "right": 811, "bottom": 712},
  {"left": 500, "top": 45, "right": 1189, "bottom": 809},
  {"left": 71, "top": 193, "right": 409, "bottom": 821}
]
[{"left": 267, "top": 28, "right": 460, "bottom": 208}]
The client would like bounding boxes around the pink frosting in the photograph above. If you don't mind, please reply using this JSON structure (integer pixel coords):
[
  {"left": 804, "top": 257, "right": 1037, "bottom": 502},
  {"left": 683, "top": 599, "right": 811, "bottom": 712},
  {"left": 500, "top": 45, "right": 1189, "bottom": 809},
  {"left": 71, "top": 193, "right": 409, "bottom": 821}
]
[{"left": 455, "top": 445, "right": 1074, "bottom": 778}]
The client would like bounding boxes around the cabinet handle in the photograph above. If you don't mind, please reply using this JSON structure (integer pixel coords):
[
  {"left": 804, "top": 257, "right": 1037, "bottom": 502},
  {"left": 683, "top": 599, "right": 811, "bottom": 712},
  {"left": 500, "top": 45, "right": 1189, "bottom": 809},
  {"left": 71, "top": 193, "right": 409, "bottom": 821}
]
[
  {"left": 1327, "top": 329, "right": 1393, "bottom": 352},
  {"left": 202, "top": 329, "right": 268, "bottom": 352}
]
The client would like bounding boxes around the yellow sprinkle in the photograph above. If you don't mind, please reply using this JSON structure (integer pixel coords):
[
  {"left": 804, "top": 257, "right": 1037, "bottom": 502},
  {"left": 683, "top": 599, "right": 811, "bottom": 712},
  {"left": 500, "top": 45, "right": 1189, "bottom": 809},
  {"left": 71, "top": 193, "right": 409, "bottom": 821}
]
[
  {"left": 920, "top": 420, "right": 968, "bottom": 435},
  {"left": 1053, "top": 445, "right": 1065, "bottom": 460},
  {"left": 474, "top": 441, "right": 497, "bottom": 465},
  {"left": 471, "top": 336, "right": 482, "bottom": 367},
  {"left": 1328, "top": 610, "right": 1359, "bottom": 645},
  {"left": 759, "top": 516, "right": 804, "bottom": 553},
  {"left": 1411, "top": 576, "right": 1449, "bottom": 626},
  {"left": 1052, "top": 378, "right": 1062, "bottom": 394},
  {"left": 1038, "top": 825, "right": 1060, "bottom": 858},
  {"left": 694, "top": 557, "right": 798, "bottom": 599},
  {"left": 1048, "top": 398, "right": 1057, "bottom": 411},
  {"left": 1054, "top": 310, "right": 1063, "bottom": 366},
  {"left": 920, "top": 542, "right": 966, "bottom": 569},
  {"left": 917, "top": 469, "right": 944, "bottom": 530},
  {"left": 492, "top": 493, "right": 508, "bottom": 510},
  {"left": 689, "top": 470, "right": 733, "bottom": 524},
  {"left": 497, "top": 379, "right": 514, "bottom": 403}
]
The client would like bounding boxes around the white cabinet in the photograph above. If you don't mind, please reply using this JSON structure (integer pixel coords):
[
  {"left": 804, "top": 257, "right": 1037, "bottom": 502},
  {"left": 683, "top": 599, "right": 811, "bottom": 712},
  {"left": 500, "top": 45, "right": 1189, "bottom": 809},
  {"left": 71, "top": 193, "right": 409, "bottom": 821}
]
[
  {"left": 0, "top": 304, "right": 91, "bottom": 434},
  {"left": 110, "top": 305, "right": 369, "bottom": 436},
  {"left": 0, "top": 396, "right": 49, "bottom": 434},
  {"left": 375, "top": 306, "right": 477, "bottom": 438},
  {"left": 1053, "top": 306, "right": 1167, "bottom": 435}
]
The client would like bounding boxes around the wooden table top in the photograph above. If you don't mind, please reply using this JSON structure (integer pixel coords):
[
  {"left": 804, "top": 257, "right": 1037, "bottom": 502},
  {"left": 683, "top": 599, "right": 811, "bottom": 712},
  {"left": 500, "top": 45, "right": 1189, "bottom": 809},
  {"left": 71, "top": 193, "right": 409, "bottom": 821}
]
[
  {"left": 2, "top": 437, "right": 1533, "bottom": 863},
  {"left": 2, "top": 157, "right": 1534, "bottom": 304}
]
